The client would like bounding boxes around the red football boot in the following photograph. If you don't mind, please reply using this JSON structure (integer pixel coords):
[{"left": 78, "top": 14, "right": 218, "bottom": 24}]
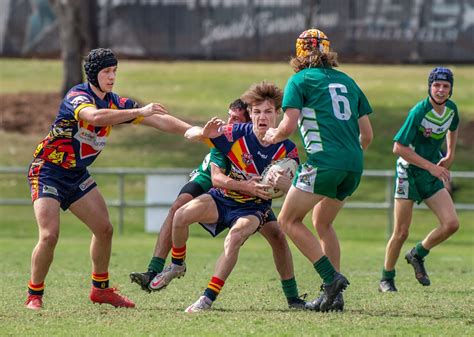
[
  {"left": 89, "top": 287, "right": 135, "bottom": 308},
  {"left": 25, "top": 294, "right": 43, "bottom": 310}
]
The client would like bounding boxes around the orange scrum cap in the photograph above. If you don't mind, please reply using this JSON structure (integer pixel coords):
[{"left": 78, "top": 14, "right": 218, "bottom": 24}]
[{"left": 296, "top": 29, "right": 330, "bottom": 58}]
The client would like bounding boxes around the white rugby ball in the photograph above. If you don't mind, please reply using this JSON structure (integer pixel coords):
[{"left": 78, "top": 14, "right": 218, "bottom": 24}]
[{"left": 261, "top": 158, "right": 298, "bottom": 199}]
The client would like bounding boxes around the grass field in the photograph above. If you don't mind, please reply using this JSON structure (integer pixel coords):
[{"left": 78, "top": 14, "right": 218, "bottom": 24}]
[
  {"left": 1, "top": 208, "right": 473, "bottom": 336},
  {"left": 0, "top": 60, "right": 473, "bottom": 336}
]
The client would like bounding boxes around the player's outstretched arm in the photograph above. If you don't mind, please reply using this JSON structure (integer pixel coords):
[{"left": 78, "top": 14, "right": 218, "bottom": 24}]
[
  {"left": 141, "top": 113, "right": 192, "bottom": 135},
  {"left": 263, "top": 108, "right": 299, "bottom": 144},
  {"left": 184, "top": 117, "right": 226, "bottom": 142},
  {"left": 78, "top": 103, "right": 168, "bottom": 127},
  {"left": 184, "top": 126, "right": 205, "bottom": 142}
]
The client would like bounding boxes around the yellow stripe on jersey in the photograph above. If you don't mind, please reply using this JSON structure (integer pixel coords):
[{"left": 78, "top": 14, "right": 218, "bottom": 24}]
[
  {"left": 132, "top": 116, "right": 144, "bottom": 124},
  {"left": 229, "top": 141, "right": 247, "bottom": 170},
  {"left": 204, "top": 138, "right": 214, "bottom": 148},
  {"left": 74, "top": 103, "right": 96, "bottom": 121}
]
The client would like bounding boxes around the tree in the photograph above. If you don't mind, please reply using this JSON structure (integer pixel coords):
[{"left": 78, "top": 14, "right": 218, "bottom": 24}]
[{"left": 49, "top": 0, "right": 98, "bottom": 95}]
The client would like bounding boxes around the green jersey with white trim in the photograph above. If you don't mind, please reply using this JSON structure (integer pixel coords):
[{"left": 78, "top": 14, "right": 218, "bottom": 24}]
[
  {"left": 283, "top": 67, "right": 372, "bottom": 173},
  {"left": 394, "top": 97, "right": 459, "bottom": 166},
  {"left": 189, "top": 147, "right": 230, "bottom": 191}
]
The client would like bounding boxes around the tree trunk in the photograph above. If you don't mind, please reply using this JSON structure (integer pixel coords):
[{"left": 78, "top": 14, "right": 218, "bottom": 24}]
[{"left": 50, "top": 0, "right": 98, "bottom": 96}]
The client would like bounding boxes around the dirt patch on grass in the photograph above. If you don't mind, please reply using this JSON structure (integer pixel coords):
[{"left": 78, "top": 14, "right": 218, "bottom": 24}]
[{"left": 1, "top": 92, "right": 61, "bottom": 134}]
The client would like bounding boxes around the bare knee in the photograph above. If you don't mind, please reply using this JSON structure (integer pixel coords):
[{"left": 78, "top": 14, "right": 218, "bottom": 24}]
[
  {"left": 173, "top": 207, "right": 190, "bottom": 230},
  {"left": 443, "top": 219, "right": 459, "bottom": 235},
  {"left": 278, "top": 215, "right": 294, "bottom": 234},
  {"left": 391, "top": 228, "right": 409, "bottom": 243},
  {"left": 39, "top": 230, "right": 59, "bottom": 248},
  {"left": 168, "top": 203, "right": 181, "bottom": 218},
  {"left": 225, "top": 229, "right": 248, "bottom": 254},
  {"left": 94, "top": 223, "right": 113, "bottom": 240},
  {"left": 168, "top": 196, "right": 189, "bottom": 218},
  {"left": 315, "top": 222, "right": 333, "bottom": 238},
  {"left": 279, "top": 219, "right": 302, "bottom": 239},
  {"left": 270, "top": 230, "right": 286, "bottom": 245},
  {"left": 267, "top": 231, "right": 288, "bottom": 252},
  {"left": 263, "top": 223, "right": 285, "bottom": 242}
]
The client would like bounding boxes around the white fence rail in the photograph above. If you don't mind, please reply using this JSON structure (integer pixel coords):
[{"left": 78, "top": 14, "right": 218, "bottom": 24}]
[{"left": 1, "top": 167, "right": 473, "bottom": 236}]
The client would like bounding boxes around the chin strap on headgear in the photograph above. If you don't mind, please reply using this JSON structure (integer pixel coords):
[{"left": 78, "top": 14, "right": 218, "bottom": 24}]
[
  {"left": 428, "top": 67, "right": 453, "bottom": 105},
  {"left": 84, "top": 48, "right": 118, "bottom": 92}
]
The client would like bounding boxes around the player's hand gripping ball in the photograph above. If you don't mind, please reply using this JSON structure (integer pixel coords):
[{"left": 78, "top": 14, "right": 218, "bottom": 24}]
[{"left": 260, "top": 158, "right": 298, "bottom": 199}]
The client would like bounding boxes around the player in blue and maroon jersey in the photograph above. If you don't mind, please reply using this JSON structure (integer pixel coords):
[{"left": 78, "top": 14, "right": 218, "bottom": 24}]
[
  {"left": 150, "top": 82, "right": 310, "bottom": 312},
  {"left": 25, "top": 48, "right": 192, "bottom": 310},
  {"left": 129, "top": 99, "right": 250, "bottom": 291}
]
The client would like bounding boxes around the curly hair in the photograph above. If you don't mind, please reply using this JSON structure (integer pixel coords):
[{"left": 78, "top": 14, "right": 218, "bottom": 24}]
[
  {"left": 290, "top": 50, "right": 339, "bottom": 73},
  {"left": 240, "top": 81, "right": 283, "bottom": 111}
]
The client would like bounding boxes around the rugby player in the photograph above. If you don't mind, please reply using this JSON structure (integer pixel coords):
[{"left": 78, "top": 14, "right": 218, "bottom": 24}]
[{"left": 379, "top": 67, "right": 459, "bottom": 292}]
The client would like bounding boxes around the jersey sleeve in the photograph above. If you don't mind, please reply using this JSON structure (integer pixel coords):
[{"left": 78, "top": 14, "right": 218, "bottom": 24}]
[
  {"left": 282, "top": 74, "right": 304, "bottom": 111},
  {"left": 114, "top": 95, "right": 142, "bottom": 124},
  {"left": 118, "top": 96, "right": 139, "bottom": 110},
  {"left": 449, "top": 102, "right": 459, "bottom": 131},
  {"left": 65, "top": 90, "right": 95, "bottom": 121},
  {"left": 393, "top": 108, "right": 420, "bottom": 146},
  {"left": 210, "top": 123, "right": 249, "bottom": 155},
  {"left": 209, "top": 147, "right": 230, "bottom": 174}
]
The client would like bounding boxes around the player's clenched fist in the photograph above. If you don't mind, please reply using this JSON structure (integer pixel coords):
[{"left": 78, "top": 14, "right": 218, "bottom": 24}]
[{"left": 263, "top": 127, "right": 277, "bottom": 144}]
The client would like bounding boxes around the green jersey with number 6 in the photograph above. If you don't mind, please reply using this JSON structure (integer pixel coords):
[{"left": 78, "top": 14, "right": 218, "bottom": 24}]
[{"left": 283, "top": 67, "right": 372, "bottom": 173}]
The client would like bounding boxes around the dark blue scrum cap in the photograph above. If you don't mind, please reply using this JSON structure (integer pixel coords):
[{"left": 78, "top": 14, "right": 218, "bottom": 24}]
[
  {"left": 84, "top": 48, "right": 118, "bottom": 90},
  {"left": 428, "top": 67, "right": 454, "bottom": 95}
]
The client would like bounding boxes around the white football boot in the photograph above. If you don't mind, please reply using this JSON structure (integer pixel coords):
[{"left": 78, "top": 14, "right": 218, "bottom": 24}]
[
  {"left": 148, "top": 263, "right": 186, "bottom": 291},
  {"left": 185, "top": 296, "right": 213, "bottom": 313}
]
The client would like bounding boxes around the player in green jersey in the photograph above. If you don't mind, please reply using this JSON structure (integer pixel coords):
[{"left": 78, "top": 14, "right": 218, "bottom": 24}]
[
  {"left": 129, "top": 99, "right": 249, "bottom": 290},
  {"left": 264, "top": 28, "right": 373, "bottom": 311},
  {"left": 379, "top": 67, "right": 460, "bottom": 292}
]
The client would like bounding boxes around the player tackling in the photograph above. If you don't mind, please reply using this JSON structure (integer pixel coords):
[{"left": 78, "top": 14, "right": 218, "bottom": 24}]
[
  {"left": 150, "top": 82, "right": 309, "bottom": 312},
  {"left": 25, "top": 48, "right": 192, "bottom": 310},
  {"left": 263, "top": 28, "right": 373, "bottom": 311}
]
